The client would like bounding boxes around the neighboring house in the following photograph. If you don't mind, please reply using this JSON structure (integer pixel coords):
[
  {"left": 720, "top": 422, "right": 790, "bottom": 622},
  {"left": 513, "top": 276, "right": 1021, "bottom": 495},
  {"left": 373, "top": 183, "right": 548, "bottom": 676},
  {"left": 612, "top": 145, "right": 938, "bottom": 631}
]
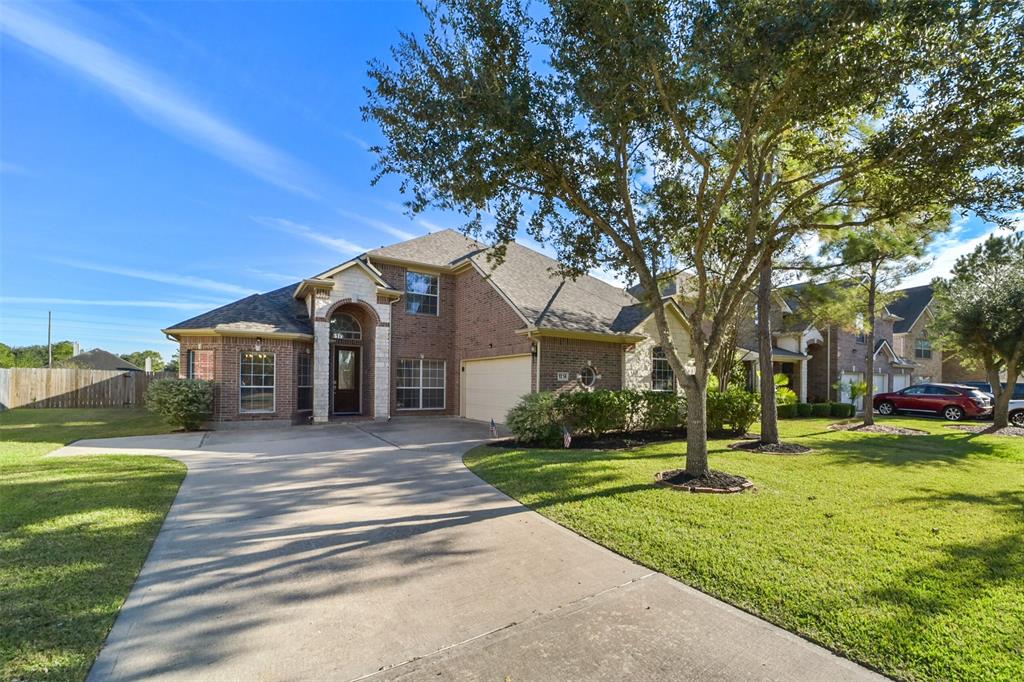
[
  {"left": 739, "top": 283, "right": 917, "bottom": 408},
  {"left": 164, "top": 230, "right": 692, "bottom": 425},
  {"left": 888, "top": 284, "right": 943, "bottom": 384},
  {"left": 61, "top": 348, "right": 144, "bottom": 372}
]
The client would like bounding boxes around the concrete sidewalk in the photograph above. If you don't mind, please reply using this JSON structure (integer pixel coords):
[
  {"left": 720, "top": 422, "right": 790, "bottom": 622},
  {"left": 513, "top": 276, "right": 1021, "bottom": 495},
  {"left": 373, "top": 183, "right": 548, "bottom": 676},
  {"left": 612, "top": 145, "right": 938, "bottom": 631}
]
[{"left": 53, "top": 418, "right": 884, "bottom": 681}]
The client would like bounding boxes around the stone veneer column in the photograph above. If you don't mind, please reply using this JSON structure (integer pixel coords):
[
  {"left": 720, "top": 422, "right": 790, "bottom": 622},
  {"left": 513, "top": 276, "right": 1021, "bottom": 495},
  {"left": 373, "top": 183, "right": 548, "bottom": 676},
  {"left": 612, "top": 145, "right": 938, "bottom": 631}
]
[
  {"left": 799, "top": 357, "right": 808, "bottom": 403},
  {"left": 374, "top": 306, "right": 391, "bottom": 419},
  {"left": 313, "top": 316, "right": 331, "bottom": 423}
]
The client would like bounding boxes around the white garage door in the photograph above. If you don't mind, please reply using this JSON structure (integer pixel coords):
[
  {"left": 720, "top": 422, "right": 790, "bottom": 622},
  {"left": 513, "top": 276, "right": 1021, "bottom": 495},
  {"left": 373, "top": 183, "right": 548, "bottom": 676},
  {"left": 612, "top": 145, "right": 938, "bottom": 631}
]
[
  {"left": 840, "top": 372, "right": 864, "bottom": 410},
  {"left": 873, "top": 373, "right": 888, "bottom": 395},
  {"left": 892, "top": 374, "right": 909, "bottom": 391},
  {"left": 462, "top": 355, "right": 532, "bottom": 424}
]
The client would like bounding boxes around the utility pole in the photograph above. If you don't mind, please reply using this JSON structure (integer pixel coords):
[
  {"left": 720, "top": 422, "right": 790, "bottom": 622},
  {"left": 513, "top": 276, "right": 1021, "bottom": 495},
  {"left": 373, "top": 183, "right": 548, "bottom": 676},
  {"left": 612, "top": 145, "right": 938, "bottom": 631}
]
[{"left": 47, "top": 311, "right": 52, "bottom": 367}]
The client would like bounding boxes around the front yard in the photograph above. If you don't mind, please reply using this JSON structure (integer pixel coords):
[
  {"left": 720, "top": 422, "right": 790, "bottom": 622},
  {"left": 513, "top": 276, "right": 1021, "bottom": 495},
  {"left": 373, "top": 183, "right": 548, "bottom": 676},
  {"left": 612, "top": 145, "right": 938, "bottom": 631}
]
[
  {"left": 466, "top": 417, "right": 1023, "bottom": 682},
  {"left": 0, "top": 409, "right": 185, "bottom": 682}
]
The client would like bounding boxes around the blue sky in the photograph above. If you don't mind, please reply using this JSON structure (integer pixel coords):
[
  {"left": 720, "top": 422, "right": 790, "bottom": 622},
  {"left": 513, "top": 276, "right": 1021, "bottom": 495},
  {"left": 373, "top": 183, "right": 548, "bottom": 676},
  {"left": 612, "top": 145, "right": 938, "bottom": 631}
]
[{"left": 0, "top": 1, "right": 1015, "bottom": 361}]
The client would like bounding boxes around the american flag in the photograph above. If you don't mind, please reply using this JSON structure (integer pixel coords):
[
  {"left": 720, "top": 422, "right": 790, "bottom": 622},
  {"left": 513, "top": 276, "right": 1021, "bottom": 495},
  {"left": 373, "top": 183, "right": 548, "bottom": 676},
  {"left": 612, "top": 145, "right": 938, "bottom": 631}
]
[
  {"left": 490, "top": 419, "right": 497, "bottom": 438},
  {"left": 562, "top": 425, "right": 572, "bottom": 449}
]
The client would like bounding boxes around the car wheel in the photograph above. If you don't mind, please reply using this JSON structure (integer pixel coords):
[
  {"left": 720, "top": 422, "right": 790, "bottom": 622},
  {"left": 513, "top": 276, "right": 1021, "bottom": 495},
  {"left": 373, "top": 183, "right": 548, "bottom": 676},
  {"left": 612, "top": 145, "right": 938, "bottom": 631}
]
[
  {"left": 1010, "top": 410, "right": 1024, "bottom": 428},
  {"left": 943, "top": 405, "right": 964, "bottom": 421},
  {"left": 877, "top": 401, "right": 895, "bottom": 416}
]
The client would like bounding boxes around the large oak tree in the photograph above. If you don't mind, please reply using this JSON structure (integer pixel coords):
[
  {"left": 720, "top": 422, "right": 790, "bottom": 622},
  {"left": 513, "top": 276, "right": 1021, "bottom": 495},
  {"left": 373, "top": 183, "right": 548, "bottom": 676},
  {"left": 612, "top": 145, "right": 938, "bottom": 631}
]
[{"left": 365, "top": 0, "right": 1023, "bottom": 476}]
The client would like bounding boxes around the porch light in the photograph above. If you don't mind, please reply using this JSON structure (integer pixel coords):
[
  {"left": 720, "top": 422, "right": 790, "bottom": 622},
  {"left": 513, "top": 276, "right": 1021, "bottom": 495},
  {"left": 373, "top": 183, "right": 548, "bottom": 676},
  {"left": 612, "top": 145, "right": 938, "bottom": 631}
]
[{"left": 255, "top": 337, "right": 264, "bottom": 352}]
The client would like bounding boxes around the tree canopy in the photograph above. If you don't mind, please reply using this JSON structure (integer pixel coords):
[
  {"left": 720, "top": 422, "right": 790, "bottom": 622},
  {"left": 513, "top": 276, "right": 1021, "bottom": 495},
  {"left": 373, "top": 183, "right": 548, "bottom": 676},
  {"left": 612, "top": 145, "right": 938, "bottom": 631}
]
[{"left": 366, "top": 0, "right": 1024, "bottom": 474}]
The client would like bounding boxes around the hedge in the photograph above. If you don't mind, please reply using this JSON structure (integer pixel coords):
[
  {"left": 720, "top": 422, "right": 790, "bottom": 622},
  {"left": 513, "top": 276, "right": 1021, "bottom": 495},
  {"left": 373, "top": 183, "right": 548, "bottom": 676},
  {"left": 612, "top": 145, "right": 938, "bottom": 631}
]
[
  {"left": 777, "top": 403, "right": 798, "bottom": 419},
  {"left": 146, "top": 378, "right": 214, "bottom": 430},
  {"left": 831, "top": 402, "right": 856, "bottom": 418},
  {"left": 506, "top": 387, "right": 760, "bottom": 444},
  {"left": 811, "top": 402, "right": 833, "bottom": 417},
  {"left": 796, "top": 402, "right": 813, "bottom": 418}
]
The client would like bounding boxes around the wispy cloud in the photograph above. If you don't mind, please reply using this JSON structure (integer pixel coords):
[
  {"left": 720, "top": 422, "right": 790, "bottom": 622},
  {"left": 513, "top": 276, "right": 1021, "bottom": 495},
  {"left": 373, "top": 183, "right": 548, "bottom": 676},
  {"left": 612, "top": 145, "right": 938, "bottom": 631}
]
[
  {"left": 0, "top": 160, "right": 33, "bottom": 177},
  {"left": 341, "top": 131, "right": 371, "bottom": 151},
  {"left": 336, "top": 208, "right": 418, "bottom": 241},
  {"left": 0, "top": 4, "right": 318, "bottom": 198},
  {"left": 244, "top": 268, "right": 305, "bottom": 283},
  {"left": 253, "top": 216, "right": 367, "bottom": 255},
  {"left": 50, "top": 257, "right": 254, "bottom": 296},
  {"left": 901, "top": 217, "right": 1023, "bottom": 288},
  {"left": 417, "top": 218, "right": 450, "bottom": 233},
  {"left": 0, "top": 296, "right": 220, "bottom": 310}
]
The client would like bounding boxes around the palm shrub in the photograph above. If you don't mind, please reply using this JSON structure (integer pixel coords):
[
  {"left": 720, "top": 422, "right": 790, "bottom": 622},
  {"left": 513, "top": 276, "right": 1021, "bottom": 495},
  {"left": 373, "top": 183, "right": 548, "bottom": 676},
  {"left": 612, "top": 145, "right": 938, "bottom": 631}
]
[{"left": 146, "top": 379, "right": 213, "bottom": 430}]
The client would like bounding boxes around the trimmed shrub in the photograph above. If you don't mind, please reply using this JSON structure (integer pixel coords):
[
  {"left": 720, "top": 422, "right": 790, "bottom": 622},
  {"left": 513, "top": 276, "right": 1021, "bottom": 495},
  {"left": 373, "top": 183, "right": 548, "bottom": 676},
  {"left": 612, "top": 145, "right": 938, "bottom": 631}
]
[
  {"left": 831, "top": 402, "right": 856, "bottom": 418},
  {"left": 635, "top": 390, "right": 685, "bottom": 431},
  {"left": 796, "top": 402, "right": 813, "bottom": 418},
  {"left": 146, "top": 379, "right": 213, "bottom": 430},
  {"left": 506, "top": 391, "right": 562, "bottom": 445},
  {"left": 811, "top": 402, "right": 832, "bottom": 418},
  {"left": 777, "top": 403, "right": 799, "bottom": 419},
  {"left": 557, "top": 389, "right": 630, "bottom": 438},
  {"left": 707, "top": 387, "right": 760, "bottom": 435}
]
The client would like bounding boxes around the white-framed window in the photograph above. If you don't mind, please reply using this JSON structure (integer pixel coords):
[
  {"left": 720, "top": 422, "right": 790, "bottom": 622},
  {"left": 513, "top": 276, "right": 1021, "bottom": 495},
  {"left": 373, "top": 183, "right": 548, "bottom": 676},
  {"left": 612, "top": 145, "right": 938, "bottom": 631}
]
[
  {"left": 914, "top": 337, "right": 932, "bottom": 359},
  {"left": 579, "top": 366, "right": 597, "bottom": 388},
  {"left": 330, "top": 312, "right": 362, "bottom": 341},
  {"left": 406, "top": 271, "right": 439, "bottom": 315},
  {"left": 296, "top": 352, "right": 312, "bottom": 412},
  {"left": 186, "top": 349, "right": 213, "bottom": 379},
  {"left": 397, "top": 359, "right": 445, "bottom": 409},
  {"left": 854, "top": 313, "right": 866, "bottom": 343},
  {"left": 651, "top": 347, "right": 675, "bottom": 391},
  {"left": 239, "top": 351, "right": 275, "bottom": 413}
]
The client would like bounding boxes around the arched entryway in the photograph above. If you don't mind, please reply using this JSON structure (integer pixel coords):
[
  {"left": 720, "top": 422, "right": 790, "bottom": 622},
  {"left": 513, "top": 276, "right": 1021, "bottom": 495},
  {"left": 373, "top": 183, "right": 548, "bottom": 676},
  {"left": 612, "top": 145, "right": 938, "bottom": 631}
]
[{"left": 327, "top": 302, "right": 376, "bottom": 416}]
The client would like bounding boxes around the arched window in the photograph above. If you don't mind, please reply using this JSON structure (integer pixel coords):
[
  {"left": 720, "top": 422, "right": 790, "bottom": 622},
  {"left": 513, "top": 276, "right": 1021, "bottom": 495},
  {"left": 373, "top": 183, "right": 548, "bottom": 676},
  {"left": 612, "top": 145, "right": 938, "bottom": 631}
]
[
  {"left": 330, "top": 312, "right": 362, "bottom": 341},
  {"left": 579, "top": 365, "right": 597, "bottom": 388}
]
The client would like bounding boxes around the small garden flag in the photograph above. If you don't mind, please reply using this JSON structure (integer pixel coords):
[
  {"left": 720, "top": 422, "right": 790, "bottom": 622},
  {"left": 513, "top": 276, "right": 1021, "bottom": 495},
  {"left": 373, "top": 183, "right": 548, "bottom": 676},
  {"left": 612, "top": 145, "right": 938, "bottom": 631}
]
[
  {"left": 562, "top": 425, "right": 572, "bottom": 449},
  {"left": 490, "top": 419, "right": 497, "bottom": 437}
]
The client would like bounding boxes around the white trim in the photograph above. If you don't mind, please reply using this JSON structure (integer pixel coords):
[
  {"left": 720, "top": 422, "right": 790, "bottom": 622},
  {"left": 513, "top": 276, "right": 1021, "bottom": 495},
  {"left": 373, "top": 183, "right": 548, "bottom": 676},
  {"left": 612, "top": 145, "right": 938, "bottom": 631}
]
[
  {"left": 239, "top": 350, "right": 276, "bottom": 414},
  {"left": 313, "top": 257, "right": 393, "bottom": 288}
]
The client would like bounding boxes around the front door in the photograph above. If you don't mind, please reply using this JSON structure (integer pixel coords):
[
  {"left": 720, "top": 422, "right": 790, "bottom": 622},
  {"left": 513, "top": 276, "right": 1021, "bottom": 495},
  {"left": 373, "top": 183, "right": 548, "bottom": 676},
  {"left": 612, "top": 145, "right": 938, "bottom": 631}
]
[{"left": 333, "top": 347, "right": 360, "bottom": 414}]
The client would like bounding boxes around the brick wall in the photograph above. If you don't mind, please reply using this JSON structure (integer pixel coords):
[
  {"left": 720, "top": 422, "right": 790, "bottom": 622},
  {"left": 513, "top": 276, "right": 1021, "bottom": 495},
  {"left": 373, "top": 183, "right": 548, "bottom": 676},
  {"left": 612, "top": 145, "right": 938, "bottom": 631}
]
[
  {"left": 538, "top": 336, "right": 624, "bottom": 393},
  {"left": 897, "top": 311, "right": 943, "bottom": 383},
  {"left": 178, "top": 335, "right": 312, "bottom": 422},
  {"left": 942, "top": 353, "right": 987, "bottom": 383},
  {"left": 379, "top": 263, "right": 458, "bottom": 415}
]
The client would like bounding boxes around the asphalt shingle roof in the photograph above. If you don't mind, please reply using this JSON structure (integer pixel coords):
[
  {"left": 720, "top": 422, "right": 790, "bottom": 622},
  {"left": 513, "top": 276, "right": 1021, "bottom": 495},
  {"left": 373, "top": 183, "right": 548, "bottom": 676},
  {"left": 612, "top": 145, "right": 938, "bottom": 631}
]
[
  {"left": 367, "top": 229, "right": 486, "bottom": 267},
  {"left": 62, "top": 348, "right": 143, "bottom": 371},
  {"left": 887, "top": 284, "right": 933, "bottom": 334},
  {"left": 166, "top": 283, "right": 312, "bottom": 335}
]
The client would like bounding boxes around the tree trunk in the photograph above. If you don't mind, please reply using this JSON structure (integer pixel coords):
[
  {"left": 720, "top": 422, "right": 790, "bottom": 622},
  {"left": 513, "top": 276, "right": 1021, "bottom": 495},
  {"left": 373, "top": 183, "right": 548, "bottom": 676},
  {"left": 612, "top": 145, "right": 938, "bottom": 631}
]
[
  {"left": 988, "top": 353, "right": 1019, "bottom": 429},
  {"left": 682, "top": 373, "right": 709, "bottom": 476},
  {"left": 757, "top": 254, "right": 779, "bottom": 444},
  {"left": 864, "top": 271, "right": 877, "bottom": 426}
]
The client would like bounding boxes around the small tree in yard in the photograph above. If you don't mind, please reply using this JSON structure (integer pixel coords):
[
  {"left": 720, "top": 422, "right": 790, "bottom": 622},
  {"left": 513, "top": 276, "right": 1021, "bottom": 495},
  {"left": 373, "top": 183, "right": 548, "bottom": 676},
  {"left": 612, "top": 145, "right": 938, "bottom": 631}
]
[
  {"left": 815, "top": 206, "right": 950, "bottom": 424},
  {"left": 365, "top": 0, "right": 1022, "bottom": 479},
  {"left": 933, "top": 234, "right": 1024, "bottom": 429},
  {"left": 147, "top": 379, "right": 213, "bottom": 431}
]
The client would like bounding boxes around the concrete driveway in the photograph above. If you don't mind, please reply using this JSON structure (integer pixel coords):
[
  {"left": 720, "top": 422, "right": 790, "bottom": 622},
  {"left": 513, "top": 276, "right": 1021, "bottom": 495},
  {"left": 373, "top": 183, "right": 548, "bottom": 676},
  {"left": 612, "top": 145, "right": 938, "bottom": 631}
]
[{"left": 55, "top": 418, "right": 882, "bottom": 681}]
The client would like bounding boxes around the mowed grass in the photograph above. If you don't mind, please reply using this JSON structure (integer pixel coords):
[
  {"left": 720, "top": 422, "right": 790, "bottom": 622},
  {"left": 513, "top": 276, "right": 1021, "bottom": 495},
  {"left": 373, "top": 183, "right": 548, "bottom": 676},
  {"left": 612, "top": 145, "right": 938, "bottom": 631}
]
[
  {"left": 1, "top": 409, "right": 185, "bottom": 681},
  {"left": 465, "top": 417, "right": 1024, "bottom": 681}
]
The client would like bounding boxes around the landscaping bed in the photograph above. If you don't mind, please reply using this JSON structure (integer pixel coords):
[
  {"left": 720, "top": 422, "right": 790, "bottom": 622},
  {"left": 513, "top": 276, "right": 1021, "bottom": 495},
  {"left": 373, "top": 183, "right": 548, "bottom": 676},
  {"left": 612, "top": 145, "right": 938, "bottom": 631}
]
[
  {"left": 944, "top": 423, "right": 1024, "bottom": 437},
  {"left": 655, "top": 468, "right": 753, "bottom": 493},
  {"left": 465, "top": 417, "right": 1024, "bottom": 681},
  {"left": 727, "top": 439, "right": 812, "bottom": 454},
  {"left": 828, "top": 422, "right": 929, "bottom": 436},
  {"left": 0, "top": 408, "right": 184, "bottom": 682}
]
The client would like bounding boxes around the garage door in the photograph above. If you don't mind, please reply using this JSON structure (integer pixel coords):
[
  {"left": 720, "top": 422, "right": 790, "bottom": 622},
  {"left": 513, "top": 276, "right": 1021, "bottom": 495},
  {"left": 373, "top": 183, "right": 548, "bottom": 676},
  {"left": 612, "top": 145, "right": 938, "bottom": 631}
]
[
  {"left": 840, "top": 372, "right": 864, "bottom": 410},
  {"left": 892, "top": 374, "right": 909, "bottom": 391},
  {"left": 873, "top": 373, "right": 888, "bottom": 395},
  {"left": 462, "top": 355, "right": 532, "bottom": 424}
]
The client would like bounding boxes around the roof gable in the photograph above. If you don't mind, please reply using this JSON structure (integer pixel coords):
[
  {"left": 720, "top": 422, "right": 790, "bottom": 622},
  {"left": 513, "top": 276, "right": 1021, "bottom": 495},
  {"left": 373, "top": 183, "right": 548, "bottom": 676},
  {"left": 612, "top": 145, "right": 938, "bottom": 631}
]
[
  {"left": 888, "top": 284, "right": 934, "bottom": 334},
  {"left": 165, "top": 283, "right": 312, "bottom": 337}
]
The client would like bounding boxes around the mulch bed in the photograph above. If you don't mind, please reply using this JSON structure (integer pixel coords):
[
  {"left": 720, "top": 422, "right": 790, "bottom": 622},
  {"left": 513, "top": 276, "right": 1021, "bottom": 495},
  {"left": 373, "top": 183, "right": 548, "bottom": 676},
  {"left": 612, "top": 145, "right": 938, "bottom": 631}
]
[
  {"left": 489, "top": 428, "right": 687, "bottom": 450},
  {"left": 944, "top": 424, "right": 1024, "bottom": 437},
  {"left": 655, "top": 468, "right": 753, "bottom": 494},
  {"left": 728, "top": 440, "right": 813, "bottom": 454},
  {"left": 828, "top": 422, "right": 929, "bottom": 436}
]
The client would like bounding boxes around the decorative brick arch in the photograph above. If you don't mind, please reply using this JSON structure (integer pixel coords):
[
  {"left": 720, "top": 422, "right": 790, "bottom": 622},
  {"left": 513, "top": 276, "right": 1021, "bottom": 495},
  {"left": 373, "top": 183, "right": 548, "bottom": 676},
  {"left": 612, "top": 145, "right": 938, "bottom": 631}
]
[{"left": 325, "top": 298, "right": 380, "bottom": 326}]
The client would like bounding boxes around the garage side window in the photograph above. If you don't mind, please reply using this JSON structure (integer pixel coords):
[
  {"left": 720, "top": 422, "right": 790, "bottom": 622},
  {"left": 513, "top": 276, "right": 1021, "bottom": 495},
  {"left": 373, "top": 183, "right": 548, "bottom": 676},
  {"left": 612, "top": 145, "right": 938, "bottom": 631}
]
[
  {"left": 397, "top": 359, "right": 445, "bottom": 409},
  {"left": 186, "top": 349, "right": 214, "bottom": 379},
  {"left": 240, "top": 351, "right": 275, "bottom": 413},
  {"left": 651, "top": 347, "right": 675, "bottom": 391}
]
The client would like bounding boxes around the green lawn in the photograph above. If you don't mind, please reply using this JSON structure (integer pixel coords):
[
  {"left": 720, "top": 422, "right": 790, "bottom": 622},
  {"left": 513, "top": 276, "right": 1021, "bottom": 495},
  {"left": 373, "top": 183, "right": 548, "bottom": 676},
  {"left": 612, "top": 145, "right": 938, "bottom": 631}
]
[
  {"left": 0, "top": 408, "right": 185, "bottom": 682},
  {"left": 466, "top": 417, "right": 1024, "bottom": 682}
]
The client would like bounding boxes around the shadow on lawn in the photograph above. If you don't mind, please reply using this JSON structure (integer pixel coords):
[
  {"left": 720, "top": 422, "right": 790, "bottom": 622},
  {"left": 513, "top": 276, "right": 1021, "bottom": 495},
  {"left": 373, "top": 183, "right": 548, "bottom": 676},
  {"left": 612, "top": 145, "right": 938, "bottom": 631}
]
[{"left": 811, "top": 431, "right": 1004, "bottom": 466}]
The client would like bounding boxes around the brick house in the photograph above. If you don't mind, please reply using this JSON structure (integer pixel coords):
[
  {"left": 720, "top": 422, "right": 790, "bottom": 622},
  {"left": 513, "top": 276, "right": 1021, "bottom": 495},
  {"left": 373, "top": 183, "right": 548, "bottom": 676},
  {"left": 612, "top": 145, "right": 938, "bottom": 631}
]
[
  {"left": 164, "top": 230, "right": 693, "bottom": 426},
  {"left": 887, "top": 284, "right": 945, "bottom": 384},
  {"left": 736, "top": 283, "right": 919, "bottom": 409}
]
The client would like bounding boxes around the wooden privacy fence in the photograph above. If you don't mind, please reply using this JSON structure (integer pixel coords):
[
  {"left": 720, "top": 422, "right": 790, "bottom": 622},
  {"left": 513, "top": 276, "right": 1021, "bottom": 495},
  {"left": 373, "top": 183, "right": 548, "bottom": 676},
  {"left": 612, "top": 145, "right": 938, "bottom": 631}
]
[{"left": 0, "top": 368, "right": 176, "bottom": 410}]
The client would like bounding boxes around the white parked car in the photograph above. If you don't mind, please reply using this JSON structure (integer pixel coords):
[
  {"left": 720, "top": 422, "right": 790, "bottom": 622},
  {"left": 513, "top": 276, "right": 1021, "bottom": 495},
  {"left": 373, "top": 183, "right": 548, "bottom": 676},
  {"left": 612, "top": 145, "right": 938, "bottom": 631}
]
[{"left": 1010, "top": 399, "right": 1024, "bottom": 428}]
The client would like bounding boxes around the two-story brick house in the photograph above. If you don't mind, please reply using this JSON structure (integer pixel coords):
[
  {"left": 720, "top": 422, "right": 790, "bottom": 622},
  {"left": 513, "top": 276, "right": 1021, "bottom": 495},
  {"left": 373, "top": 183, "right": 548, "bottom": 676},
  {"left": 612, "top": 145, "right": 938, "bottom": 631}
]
[{"left": 164, "top": 230, "right": 693, "bottom": 426}]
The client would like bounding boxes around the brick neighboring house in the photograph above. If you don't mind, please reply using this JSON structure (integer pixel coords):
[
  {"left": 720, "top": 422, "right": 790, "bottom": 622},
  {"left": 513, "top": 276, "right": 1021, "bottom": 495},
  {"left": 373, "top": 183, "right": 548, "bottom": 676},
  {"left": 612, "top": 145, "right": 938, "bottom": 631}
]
[
  {"left": 887, "top": 284, "right": 945, "bottom": 384},
  {"left": 737, "top": 283, "right": 918, "bottom": 409},
  {"left": 163, "top": 230, "right": 693, "bottom": 426}
]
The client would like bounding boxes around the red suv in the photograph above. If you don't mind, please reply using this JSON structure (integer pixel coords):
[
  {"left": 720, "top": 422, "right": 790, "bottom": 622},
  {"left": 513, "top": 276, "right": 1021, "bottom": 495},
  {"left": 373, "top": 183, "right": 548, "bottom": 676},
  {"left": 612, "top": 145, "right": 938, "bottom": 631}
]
[{"left": 873, "top": 383, "right": 993, "bottom": 421}]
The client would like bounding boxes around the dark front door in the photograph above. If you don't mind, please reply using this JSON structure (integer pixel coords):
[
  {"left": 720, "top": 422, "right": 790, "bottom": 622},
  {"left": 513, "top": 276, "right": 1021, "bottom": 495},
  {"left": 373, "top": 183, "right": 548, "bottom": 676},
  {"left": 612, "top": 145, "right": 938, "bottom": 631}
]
[{"left": 333, "top": 347, "right": 360, "bottom": 414}]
